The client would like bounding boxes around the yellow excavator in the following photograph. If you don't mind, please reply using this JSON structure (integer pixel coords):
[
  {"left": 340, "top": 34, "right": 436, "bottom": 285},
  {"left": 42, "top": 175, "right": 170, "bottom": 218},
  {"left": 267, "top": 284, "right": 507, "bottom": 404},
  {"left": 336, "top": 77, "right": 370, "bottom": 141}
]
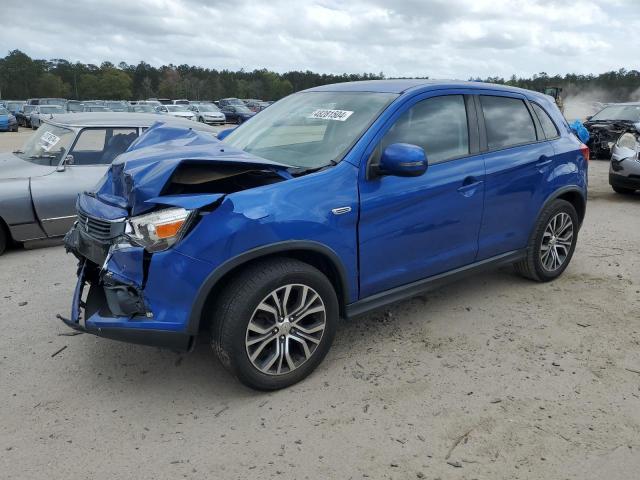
[{"left": 540, "top": 87, "right": 564, "bottom": 113}]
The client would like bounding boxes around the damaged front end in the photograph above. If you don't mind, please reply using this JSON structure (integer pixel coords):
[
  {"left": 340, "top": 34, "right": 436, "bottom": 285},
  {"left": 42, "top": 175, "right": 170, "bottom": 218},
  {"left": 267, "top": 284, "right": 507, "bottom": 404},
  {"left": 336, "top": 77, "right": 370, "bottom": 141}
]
[
  {"left": 584, "top": 120, "right": 638, "bottom": 160},
  {"left": 59, "top": 124, "right": 293, "bottom": 349},
  {"left": 609, "top": 130, "right": 640, "bottom": 191}
]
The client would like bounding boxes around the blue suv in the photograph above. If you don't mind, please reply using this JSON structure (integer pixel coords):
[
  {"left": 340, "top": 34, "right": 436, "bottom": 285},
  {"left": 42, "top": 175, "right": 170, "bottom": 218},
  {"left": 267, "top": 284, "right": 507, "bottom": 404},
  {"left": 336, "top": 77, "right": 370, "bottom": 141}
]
[{"left": 62, "top": 80, "right": 588, "bottom": 390}]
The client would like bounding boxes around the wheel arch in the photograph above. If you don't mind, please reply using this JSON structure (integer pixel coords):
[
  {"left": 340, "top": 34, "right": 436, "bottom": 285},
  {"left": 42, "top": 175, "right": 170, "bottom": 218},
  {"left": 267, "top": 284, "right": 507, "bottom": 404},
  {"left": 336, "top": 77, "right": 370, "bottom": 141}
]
[
  {"left": 535, "top": 186, "right": 586, "bottom": 232},
  {"left": 186, "top": 241, "right": 350, "bottom": 335}
]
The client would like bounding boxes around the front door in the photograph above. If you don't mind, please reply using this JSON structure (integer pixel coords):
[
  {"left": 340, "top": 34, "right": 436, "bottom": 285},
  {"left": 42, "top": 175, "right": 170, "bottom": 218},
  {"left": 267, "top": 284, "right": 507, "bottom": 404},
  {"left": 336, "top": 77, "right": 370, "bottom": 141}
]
[
  {"left": 358, "top": 93, "right": 486, "bottom": 298},
  {"left": 31, "top": 127, "right": 138, "bottom": 236}
]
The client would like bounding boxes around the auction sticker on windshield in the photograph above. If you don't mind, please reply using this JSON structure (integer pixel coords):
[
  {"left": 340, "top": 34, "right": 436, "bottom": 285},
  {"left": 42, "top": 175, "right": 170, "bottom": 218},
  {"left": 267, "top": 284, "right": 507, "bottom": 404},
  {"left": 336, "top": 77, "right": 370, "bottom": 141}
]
[
  {"left": 40, "top": 131, "right": 61, "bottom": 152},
  {"left": 308, "top": 109, "right": 354, "bottom": 121}
]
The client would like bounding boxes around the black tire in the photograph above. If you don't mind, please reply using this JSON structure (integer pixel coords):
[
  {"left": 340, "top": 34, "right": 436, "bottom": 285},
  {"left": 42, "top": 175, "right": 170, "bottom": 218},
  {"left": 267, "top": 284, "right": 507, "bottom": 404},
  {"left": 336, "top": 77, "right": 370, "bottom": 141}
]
[
  {"left": 0, "top": 224, "right": 8, "bottom": 256},
  {"left": 198, "top": 116, "right": 204, "bottom": 123},
  {"left": 237, "top": 117, "right": 243, "bottom": 125},
  {"left": 514, "top": 199, "right": 579, "bottom": 282},
  {"left": 612, "top": 185, "right": 636, "bottom": 195},
  {"left": 211, "top": 258, "right": 338, "bottom": 390}
]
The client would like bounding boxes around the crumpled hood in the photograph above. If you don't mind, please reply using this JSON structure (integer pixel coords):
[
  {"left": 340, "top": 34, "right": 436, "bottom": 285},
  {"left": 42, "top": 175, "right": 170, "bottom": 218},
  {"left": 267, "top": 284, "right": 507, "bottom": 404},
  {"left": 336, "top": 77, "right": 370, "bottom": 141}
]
[
  {"left": 0, "top": 152, "right": 56, "bottom": 180},
  {"left": 93, "top": 123, "right": 291, "bottom": 216}
]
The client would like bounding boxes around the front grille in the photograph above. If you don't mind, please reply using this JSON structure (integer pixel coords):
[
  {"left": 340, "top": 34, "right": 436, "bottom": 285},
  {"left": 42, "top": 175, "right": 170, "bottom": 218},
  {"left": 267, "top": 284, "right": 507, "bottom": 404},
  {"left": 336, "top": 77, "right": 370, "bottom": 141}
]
[{"left": 77, "top": 210, "right": 124, "bottom": 241}]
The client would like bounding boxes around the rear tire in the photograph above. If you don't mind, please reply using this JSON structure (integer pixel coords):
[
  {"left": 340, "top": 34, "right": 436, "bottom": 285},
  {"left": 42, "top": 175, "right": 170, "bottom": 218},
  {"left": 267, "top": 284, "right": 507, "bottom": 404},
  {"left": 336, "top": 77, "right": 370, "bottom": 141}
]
[
  {"left": 211, "top": 258, "right": 338, "bottom": 390},
  {"left": 612, "top": 185, "right": 636, "bottom": 195},
  {"left": 514, "top": 199, "right": 579, "bottom": 282}
]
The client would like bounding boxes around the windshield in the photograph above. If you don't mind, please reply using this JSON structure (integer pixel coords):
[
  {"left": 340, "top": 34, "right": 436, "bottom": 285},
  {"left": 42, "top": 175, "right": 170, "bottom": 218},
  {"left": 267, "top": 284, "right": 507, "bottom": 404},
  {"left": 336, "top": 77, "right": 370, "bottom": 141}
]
[
  {"left": 224, "top": 98, "right": 244, "bottom": 105},
  {"left": 591, "top": 105, "right": 640, "bottom": 122},
  {"left": 67, "top": 102, "right": 84, "bottom": 112},
  {"left": 223, "top": 91, "right": 397, "bottom": 168},
  {"left": 198, "top": 105, "right": 220, "bottom": 112},
  {"left": 16, "top": 124, "right": 74, "bottom": 166},
  {"left": 6, "top": 102, "right": 23, "bottom": 111},
  {"left": 233, "top": 105, "right": 252, "bottom": 113},
  {"left": 86, "top": 106, "right": 110, "bottom": 112},
  {"left": 40, "top": 106, "right": 64, "bottom": 114},
  {"left": 0, "top": 107, "right": 8, "bottom": 115},
  {"left": 106, "top": 102, "right": 127, "bottom": 111},
  {"left": 133, "top": 105, "right": 155, "bottom": 112},
  {"left": 24, "top": 105, "right": 36, "bottom": 114},
  {"left": 166, "top": 105, "right": 189, "bottom": 112}
]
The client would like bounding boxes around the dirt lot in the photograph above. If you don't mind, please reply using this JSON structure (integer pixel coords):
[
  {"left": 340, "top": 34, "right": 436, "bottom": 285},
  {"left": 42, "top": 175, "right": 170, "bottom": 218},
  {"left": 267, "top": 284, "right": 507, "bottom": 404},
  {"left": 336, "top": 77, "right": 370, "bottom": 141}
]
[{"left": 1, "top": 128, "right": 639, "bottom": 480}]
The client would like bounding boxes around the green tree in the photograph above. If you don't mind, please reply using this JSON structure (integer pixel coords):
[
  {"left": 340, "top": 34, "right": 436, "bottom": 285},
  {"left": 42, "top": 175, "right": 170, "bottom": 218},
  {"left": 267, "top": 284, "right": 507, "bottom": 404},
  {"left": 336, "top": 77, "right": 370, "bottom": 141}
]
[{"left": 35, "top": 73, "right": 70, "bottom": 97}]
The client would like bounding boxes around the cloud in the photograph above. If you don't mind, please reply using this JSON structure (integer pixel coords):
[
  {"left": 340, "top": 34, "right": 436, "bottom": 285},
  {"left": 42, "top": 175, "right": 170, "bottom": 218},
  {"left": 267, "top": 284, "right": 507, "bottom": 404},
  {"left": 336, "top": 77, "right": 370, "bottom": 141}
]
[{"left": 1, "top": 0, "right": 639, "bottom": 79}]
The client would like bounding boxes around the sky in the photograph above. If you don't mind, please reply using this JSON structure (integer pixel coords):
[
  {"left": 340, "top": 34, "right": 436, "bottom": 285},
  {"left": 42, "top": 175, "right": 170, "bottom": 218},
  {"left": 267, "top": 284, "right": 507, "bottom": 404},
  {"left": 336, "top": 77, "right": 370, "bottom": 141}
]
[{"left": 1, "top": 0, "right": 639, "bottom": 79}]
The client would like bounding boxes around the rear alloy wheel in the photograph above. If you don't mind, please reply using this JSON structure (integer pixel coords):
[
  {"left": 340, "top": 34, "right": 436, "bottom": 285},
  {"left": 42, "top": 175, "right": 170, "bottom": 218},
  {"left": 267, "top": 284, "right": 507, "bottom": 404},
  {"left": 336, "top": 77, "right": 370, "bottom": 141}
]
[
  {"left": 514, "top": 199, "right": 579, "bottom": 282},
  {"left": 212, "top": 258, "right": 338, "bottom": 390}
]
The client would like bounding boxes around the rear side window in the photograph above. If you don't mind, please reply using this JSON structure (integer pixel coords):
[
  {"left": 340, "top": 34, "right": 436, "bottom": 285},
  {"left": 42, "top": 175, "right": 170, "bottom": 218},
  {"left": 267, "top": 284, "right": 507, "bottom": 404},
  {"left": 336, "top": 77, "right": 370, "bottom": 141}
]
[
  {"left": 381, "top": 95, "right": 469, "bottom": 164},
  {"left": 480, "top": 96, "right": 537, "bottom": 150},
  {"left": 531, "top": 103, "right": 559, "bottom": 139}
]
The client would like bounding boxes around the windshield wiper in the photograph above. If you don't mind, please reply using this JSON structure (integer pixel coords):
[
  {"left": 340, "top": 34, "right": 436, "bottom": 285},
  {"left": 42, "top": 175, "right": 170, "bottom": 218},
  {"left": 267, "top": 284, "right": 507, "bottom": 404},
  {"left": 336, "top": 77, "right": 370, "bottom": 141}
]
[
  {"left": 12, "top": 149, "right": 24, "bottom": 154},
  {"left": 290, "top": 159, "right": 338, "bottom": 175},
  {"left": 29, "top": 154, "right": 56, "bottom": 159}
]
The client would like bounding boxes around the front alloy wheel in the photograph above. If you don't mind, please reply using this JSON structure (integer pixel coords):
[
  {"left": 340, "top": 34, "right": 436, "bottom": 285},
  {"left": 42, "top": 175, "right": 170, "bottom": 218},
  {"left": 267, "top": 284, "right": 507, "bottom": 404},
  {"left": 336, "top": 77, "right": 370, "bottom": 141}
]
[
  {"left": 212, "top": 258, "right": 338, "bottom": 390},
  {"left": 246, "top": 284, "right": 326, "bottom": 375}
]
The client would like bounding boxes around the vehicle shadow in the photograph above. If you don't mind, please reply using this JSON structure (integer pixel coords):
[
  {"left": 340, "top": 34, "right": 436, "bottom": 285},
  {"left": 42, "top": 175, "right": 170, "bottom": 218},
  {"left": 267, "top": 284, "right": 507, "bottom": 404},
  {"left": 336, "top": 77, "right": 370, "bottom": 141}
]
[{"left": 75, "top": 265, "right": 530, "bottom": 401}]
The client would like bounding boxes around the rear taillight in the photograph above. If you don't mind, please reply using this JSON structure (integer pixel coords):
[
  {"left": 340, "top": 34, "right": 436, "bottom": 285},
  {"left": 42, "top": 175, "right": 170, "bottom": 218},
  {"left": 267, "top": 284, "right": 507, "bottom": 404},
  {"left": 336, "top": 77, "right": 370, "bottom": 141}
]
[{"left": 579, "top": 144, "right": 589, "bottom": 162}]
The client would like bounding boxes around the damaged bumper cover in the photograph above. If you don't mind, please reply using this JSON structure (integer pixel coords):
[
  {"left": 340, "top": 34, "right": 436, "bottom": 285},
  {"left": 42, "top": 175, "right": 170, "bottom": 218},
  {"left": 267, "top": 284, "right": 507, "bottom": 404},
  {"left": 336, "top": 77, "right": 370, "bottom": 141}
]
[{"left": 61, "top": 218, "right": 213, "bottom": 351}]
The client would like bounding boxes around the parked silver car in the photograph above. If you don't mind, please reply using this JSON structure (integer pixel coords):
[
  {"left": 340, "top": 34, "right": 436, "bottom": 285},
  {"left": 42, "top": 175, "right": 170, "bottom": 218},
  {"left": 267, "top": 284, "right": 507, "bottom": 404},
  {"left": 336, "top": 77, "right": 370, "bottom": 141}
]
[
  {"left": 0, "top": 113, "right": 218, "bottom": 255},
  {"left": 610, "top": 125, "right": 640, "bottom": 194},
  {"left": 30, "top": 105, "right": 66, "bottom": 129}
]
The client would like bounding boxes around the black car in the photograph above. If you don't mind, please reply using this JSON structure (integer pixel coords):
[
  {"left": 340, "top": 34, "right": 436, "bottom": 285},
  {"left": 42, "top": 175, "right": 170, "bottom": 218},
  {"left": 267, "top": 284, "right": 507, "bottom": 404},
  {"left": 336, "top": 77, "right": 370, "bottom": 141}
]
[
  {"left": 584, "top": 103, "right": 640, "bottom": 159},
  {"left": 220, "top": 104, "right": 256, "bottom": 124},
  {"left": 16, "top": 104, "right": 37, "bottom": 127}
]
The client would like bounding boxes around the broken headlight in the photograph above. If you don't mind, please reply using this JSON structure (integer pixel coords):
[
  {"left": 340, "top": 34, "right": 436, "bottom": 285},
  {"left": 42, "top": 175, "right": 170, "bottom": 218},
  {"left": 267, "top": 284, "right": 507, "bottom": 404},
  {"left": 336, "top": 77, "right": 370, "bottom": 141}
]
[
  {"left": 617, "top": 133, "right": 638, "bottom": 151},
  {"left": 125, "top": 207, "right": 194, "bottom": 252}
]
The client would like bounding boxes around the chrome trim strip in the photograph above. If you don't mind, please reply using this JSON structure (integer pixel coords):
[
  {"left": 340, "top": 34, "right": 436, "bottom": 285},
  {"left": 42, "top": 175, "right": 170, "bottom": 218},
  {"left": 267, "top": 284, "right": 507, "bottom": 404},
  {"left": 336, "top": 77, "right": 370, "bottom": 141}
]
[{"left": 40, "top": 215, "right": 77, "bottom": 223}]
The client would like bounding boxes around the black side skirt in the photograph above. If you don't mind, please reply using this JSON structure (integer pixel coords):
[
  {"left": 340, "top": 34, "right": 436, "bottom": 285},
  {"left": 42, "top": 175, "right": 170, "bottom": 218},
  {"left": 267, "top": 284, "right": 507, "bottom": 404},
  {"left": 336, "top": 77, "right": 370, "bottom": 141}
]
[{"left": 345, "top": 249, "right": 526, "bottom": 319}]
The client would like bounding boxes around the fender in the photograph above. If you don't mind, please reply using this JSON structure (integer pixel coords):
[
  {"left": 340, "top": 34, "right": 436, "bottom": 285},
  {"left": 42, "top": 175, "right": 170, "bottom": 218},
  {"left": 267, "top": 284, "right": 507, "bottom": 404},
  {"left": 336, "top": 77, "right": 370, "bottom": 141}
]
[{"left": 185, "top": 240, "right": 350, "bottom": 335}]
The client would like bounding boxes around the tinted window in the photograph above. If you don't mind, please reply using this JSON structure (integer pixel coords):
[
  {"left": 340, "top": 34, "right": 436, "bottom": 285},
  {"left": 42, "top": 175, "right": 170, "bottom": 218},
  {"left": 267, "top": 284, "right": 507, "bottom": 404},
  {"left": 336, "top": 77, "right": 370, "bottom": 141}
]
[
  {"left": 532, "top": 103, "right": 559, "bottom": 139},
  {"left": 381, "top": 95, "right": 469, "bottom": 164},
  {"left": 481, "top": 96, "right": 536, "bottom": 149}
]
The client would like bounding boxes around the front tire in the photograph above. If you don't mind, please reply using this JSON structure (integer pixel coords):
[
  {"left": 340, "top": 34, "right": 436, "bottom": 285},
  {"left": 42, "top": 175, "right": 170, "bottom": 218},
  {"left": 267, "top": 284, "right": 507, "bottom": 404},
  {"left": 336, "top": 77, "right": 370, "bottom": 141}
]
[
  {"left": 211, "top": 258, "right": 338, "bottom": 390},
  {"left": 514, "top": 199, "right": 579, "bottom": 282}
]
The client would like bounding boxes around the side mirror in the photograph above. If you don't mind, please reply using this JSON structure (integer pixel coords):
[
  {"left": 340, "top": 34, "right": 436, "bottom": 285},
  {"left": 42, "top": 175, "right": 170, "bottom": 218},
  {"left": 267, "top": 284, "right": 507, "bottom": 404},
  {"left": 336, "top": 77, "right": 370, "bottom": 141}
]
[
  {"left": 585, "top": 115, "right": 592, "bottom": 121},
  {"left": 56, "top": 155, "right": 74, "bottom": 172},
  {"left": 217, "top": 128, "right": 236, "bottom": 140},
  {"left": 378, "top": 143, "right": 428, "bottom": 177}
]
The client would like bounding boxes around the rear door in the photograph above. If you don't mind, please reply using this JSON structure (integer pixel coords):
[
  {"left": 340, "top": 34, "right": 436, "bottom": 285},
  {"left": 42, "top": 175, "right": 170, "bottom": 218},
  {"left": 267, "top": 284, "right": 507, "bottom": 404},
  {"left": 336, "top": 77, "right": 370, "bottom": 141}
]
[
  {"left": 475, "top": 93, "right": 555, "bottom": 259},
  {"left": 31, "top": 127, "right": 139, "bottom": 236},
  {"left": 358, "top": 92, "right": 485, "bottom": 298}
]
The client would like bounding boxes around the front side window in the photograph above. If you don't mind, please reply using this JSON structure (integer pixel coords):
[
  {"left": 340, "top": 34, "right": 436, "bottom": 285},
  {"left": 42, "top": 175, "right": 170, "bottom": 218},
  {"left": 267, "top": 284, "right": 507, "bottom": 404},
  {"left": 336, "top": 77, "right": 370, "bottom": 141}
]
[
  {"left": 380, "top": 95, "right": 470, "bottom": 164},
  {"left": 531, "top": 103, "right": 559, "bottom": 139},
  {"left": 481, "top": 96, "right": 537, "bottom": 149}
]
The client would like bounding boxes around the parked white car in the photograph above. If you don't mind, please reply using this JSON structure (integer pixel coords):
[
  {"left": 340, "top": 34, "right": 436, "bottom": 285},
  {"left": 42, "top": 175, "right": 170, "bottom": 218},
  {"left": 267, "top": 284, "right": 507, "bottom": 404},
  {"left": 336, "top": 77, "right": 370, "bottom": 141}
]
[{"left": 155, "top": 104, "right": 196, "bottom": 121}]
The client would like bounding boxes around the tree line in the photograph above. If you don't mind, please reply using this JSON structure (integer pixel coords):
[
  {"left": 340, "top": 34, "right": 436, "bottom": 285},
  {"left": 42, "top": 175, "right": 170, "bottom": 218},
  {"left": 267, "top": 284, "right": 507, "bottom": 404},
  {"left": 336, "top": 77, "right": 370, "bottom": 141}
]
[{"left": 1, "top": 49, "right": 639, "bottom": 102}]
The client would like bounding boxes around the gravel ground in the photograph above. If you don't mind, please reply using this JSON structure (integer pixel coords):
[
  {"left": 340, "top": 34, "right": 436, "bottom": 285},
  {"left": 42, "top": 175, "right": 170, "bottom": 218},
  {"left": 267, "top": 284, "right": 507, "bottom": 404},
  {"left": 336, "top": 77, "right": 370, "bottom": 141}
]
[{"left": 1, "top": 129, "right": 639, "bottom": 480}]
